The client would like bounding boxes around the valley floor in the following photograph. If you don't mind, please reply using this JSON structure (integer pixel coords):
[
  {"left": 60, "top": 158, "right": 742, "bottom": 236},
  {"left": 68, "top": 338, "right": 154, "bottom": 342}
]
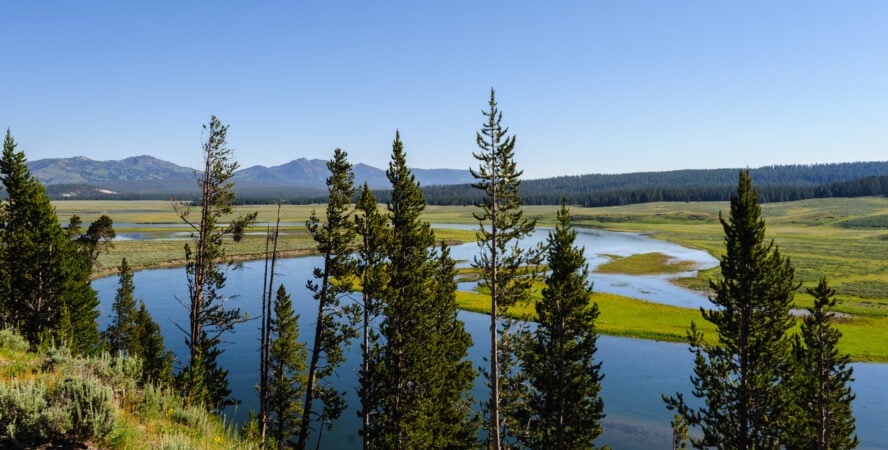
[{"left": 54, "top": 197, "right": 888, "bottom": 362}]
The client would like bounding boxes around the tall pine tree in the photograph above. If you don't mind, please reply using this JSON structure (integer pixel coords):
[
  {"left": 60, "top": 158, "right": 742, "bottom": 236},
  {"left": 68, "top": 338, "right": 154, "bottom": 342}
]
[
  {"left": 470, "top": 89, "right": 536, "bottom": 448},
  {"left": 785, "top": 278, "right": 858, "bottom": 450},
  {"left": 518, "top": 200, "right": 604, "bottom": 449},
  {"left": 354, "top": 182, "right": 390, "bottom": 450},
  {"left": 103, "top": 258, "right": 139, "bottom": 355},
  {"left": 268, "top": 284, "right": 308, "bottom": 449},
  {"left": 175, "top": 116, "right": 257, "bottom": 410},
  {"left": 425, "top": 241, "right": 477, "bottom": 448},
  {"left": 0, "top": 129, "right": 100, "bottom": 354},
  {"left": 297, "top": 148, "right": 360, "bottom": 450},
  {"left": 665, "top": 170, "right": 796, "bottom": 449},
  {"left": 369, "top": 132, "right": 475, "bottom": 449}
]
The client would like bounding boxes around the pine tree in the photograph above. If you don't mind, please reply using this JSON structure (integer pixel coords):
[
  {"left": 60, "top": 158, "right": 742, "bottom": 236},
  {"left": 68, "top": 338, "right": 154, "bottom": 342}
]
[
  {"left": 103, "top": 258, "right": 139, "bottom": 355},
  {"left": 518, "top": 200, "right": 604, "bottom": 449},
  {"left": 354, "top": 182, "right": 390, "bottom": 450},
  {"left": 664, "top": 170, "right": 797, "bottom": 449},
  {"left": 369, "top": 132, "right": 475, "bottom": 448},
  {"left": 424, "top": 241, "right": 477, "bottom": 448},
  {"left": 0, "top": 129, "right": 100, "bottom": 354},
  {"left": 132, "top": 300, "right": 174, "bottom": 386},
  {"left": 785, "top": 278, "right": 858, "bottom": 450},
  {"left": 76, "top": 214, "right": 116, "bottom": 271},
  {"left": 268, "top": 284, "right": 308, "bottom": 449},
  {"left": 297, "top": 148, "right": 360, "bottom": 449},
  {"left": 66, "top": 215, "right": 83, "bottom": 239},
  {"left": 174, "top": 116, "right": 257, "bottom": 410},
  {"left": 470, "top": 89, "right": 536, "bottom": 448},
  {"left": 104, "top": 258, "right": 174, "bottom": 385}
]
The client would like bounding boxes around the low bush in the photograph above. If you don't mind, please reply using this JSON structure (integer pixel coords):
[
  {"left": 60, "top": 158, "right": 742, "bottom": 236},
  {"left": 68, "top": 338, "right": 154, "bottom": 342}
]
[
  {"left": 0, "top": 374, "right": 116, "bottom": 445},
  {"left": 55, "top": 376, "right": 116, "bottom": 441},
  {"left": 0, "top": 381, "right": 50, "bottom": 445},
  {"left": 0, "top": 329, "right": 29, "bottom": 353}
]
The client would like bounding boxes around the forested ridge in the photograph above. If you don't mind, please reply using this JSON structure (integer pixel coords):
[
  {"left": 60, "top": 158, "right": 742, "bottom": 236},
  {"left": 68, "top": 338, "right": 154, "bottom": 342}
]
[
  {"left": 38, "top": 161, "right": 888, "bottom": 206},
  {"left": 421, "top": 166, "right": 888, "bottom": 206}
]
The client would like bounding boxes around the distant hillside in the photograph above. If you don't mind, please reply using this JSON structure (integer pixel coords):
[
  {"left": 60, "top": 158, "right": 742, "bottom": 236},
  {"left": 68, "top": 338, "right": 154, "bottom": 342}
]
[
  {"left": 29, "top": 155, "right": 195, "bottom": 185},
  {"left": 26, "top": 156, "right": 888, "bottom": 205},
  {"left": 422, "top": 161, "right": 888, "bottom": 206},
  {"left": 235, "top": 159, "right": 473, "bottom": 188},
  {"left": 27, "top": 155, "right": 473, "bottom": 199}
]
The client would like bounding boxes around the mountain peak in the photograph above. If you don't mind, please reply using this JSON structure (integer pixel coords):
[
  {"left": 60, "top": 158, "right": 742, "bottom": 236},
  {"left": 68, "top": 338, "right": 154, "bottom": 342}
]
[{"left": 27, "top": 154, "right": 474, "bottom": 194}]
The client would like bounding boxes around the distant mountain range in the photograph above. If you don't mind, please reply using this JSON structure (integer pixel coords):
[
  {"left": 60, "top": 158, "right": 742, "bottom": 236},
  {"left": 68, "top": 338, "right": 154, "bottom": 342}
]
[
  {"left": 25, "top": 155, "right": 888, "bottom": 206},
  {"left": 27, "top": 155, "right": 474, "bottom": 199}
]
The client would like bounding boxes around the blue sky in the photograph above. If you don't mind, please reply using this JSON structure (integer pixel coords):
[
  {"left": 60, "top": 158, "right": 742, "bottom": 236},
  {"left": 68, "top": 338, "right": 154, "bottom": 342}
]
[{"left": 2, "top": 1, "right": 887, "bottom": 179}]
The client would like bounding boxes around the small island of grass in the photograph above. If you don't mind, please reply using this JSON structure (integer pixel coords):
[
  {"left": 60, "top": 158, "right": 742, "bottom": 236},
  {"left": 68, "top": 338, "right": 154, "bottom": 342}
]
[{"left": 595, "top": 252, "right": 698, "bottom": 275}]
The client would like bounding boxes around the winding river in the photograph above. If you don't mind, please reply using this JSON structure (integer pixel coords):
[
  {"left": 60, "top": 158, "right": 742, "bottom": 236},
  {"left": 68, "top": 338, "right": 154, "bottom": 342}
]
[{"left": 93, "top": 227, "right": 888, "bottom": 449}]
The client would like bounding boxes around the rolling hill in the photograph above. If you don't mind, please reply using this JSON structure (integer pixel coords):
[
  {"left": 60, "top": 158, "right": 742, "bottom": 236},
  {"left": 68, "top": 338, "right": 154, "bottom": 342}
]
[
  {"left": 27, "top": 155, "right": 474, "bottom": 199},
  {"left": 25, "top": 156, "right": 888, "bottom": 205}
]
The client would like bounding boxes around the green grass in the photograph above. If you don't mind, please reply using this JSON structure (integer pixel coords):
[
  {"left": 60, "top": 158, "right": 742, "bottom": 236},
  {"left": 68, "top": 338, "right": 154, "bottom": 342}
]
[{"left": 595, "top": 252, "right": 698, "bottom": 275}]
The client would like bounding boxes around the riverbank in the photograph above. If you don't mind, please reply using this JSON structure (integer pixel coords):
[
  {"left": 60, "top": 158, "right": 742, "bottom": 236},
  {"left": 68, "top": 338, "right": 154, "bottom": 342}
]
[{"left": 59, "top": 199, "right": 888, "bottom": 362}]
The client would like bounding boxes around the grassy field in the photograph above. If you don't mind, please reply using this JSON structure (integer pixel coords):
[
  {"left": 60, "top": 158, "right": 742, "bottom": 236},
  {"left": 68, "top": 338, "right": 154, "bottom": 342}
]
[{"left": 53, "top": 198, "right": 888, "bottom": 361}]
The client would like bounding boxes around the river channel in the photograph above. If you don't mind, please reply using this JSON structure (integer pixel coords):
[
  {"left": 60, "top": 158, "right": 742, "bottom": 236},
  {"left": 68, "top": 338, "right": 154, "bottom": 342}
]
[{"left": 93, "top": 227, "right": 888, "bottom": 449}]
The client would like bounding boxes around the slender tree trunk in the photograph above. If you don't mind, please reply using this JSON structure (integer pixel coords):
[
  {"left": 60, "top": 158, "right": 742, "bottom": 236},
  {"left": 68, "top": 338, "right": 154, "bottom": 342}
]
[
  {"left": 259, "top": 223, "right": 271, "bottom": 445},
  {"left": 297, "top": 251, "right": 332, "bottom": 450},
  {"left": 489, "top": 169, "right": 501, "bottom": 450},
  {"left": 188, "top": 157, "right": 213, "bottom": 402},
  {"left": 361, "top": 257, "right": 371, "bottom": 450},
  {"left": 739, "top": 298, "right": 750, "bottom": 449},
  {"left": 259, "top": 204, "right": 281, "bottom": 447},
  {"left": 818, "top": 325, "right": 828, "bottom": 450},
  {"left": 556, "top": 318, "right": 565, "bottom": 450}
]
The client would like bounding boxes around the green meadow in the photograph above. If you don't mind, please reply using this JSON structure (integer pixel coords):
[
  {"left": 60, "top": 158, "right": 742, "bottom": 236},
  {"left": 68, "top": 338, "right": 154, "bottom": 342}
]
[{"left": 53, "top": 197, "right": 888, "bottom": 361}]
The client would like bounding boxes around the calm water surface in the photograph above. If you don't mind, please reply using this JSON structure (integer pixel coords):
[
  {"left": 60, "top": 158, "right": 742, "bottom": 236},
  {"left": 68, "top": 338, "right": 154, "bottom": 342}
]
[{"left": 93, "top": 228, "right": 887, "bottom": 449}]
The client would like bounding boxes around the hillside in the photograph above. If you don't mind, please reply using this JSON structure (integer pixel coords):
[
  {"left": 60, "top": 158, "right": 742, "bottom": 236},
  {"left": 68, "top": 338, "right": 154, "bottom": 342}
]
[
  {"left": 0, "top": 329, "right": 255, "bottom": 449},
  {"left": 26, "top": 156, "right": 888, "bottom": 205},
  {"left": 423, "top": 162, "right": 888, "bottom": 205},
  {"left": 27, "top": 155, "right": 474, "bottom": 199}
]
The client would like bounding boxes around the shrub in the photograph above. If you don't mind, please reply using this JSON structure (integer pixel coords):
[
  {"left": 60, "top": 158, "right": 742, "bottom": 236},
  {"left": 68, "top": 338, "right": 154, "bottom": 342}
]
[
  {"left": 42, "top": 345, "right": 73, "bottom": 371},
  {"left": 157, "top": 432, "right": 194, "bottom": 450},
  {"left": 54, "top": 376, "right": 116, "bottom": 441},
  {"left": 0, "top": 329, "right": 29, "bottom": 353},
  {"left": 139, "top": 383, "right": 166, "bottom": 420},
  {"left": 0, "top": 381, "right": 55, "bottom": 445}
]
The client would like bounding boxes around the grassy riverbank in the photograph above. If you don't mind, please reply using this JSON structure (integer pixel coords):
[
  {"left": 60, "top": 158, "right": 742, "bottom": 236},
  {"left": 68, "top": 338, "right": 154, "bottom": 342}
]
[{"left": 54, "top": 198, "right": 888, "bottom": 362}]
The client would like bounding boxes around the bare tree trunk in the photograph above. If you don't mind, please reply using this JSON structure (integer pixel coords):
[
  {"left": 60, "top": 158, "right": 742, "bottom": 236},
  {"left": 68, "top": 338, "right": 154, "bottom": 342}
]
[
  {"left": 489, "top": 175, "right": 501, "bottom": 450},
  {"left": 259, "top": 203, "right": 281, "bottom": 447},
  {"left": 297, "top": 251, "right": 332, "bottom": 450}
]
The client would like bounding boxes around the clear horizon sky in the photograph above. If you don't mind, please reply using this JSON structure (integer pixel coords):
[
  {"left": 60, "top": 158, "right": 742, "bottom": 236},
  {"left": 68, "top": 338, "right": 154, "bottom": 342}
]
[{"left": 2, "top": 1, "right": 887, "bottom": 180}]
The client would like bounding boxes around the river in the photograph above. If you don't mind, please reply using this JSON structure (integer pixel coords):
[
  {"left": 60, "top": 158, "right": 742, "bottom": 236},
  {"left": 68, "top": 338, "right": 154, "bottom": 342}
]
[{"left": 93, "top": 227, "right": 888, "bottom": 449}]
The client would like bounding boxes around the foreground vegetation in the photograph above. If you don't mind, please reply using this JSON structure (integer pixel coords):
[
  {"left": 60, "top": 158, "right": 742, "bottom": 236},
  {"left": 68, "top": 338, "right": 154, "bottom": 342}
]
[{"left": 0, "top": 329, "right": 253, "bottom": 449}]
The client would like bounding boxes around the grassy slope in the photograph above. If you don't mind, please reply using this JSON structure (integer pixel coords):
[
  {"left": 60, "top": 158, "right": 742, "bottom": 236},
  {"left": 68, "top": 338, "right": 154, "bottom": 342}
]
[
  {"left": 0, "top": 335, "right": 255, "bottom": 449},
  {"left": 54, "top": 198, "right": 888, "bottom": 361}
]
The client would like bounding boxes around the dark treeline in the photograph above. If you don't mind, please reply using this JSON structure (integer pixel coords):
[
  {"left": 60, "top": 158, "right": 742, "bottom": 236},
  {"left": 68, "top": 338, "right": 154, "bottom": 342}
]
[
  {"left": 420, "top": 174, "right": 888, "bottom": 207},
  {"left": 38, "top": 161, "right": 888, "bottom": 207}
]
